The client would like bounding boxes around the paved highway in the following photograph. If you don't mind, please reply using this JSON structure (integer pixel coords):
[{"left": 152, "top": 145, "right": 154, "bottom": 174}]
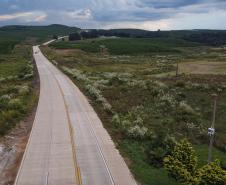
[{"left": 14, "top": 45, "right": 137, "bottom": 185}]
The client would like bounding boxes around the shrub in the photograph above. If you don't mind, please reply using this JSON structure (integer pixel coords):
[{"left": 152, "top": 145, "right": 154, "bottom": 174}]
[
  {"left": 18, "top": 85, "right": 30, "bottom": 95},
  {"left": 8, "top": 98, "right": 24, "bottom": 112},
  {"left": 175, "top": 80, "right": 186, "bottom": 87},
  {"left": 0, "top": 94, "right": 11, "bottom": 109},
  {"left": 111, "top": 114, "right": 121, "bottom": 127},
  {"left": 53, "top": 35, "right": 58, "bottom": 39},
  {"left": 127, "top": 125, "right": 148, "bottom": 139},
  {"left": 85, "top": 84, "right": 112, "bottom": 113},
  {"left": 197, "top": 160, "right": 226, "bottom": 185},
  {"left": 121, "top": 119, "right": 132, "bottom": 129},
  {"left": 164, "top": 140, "right": 226, "bottom": 185},
  {"left": 134, "top": 116, "right": 144, "bottom": 125},
  {"left": 103, "top": 72, "right": 118, "bottom": 79},
  {"left": 62, "top": 67, "right": 90, "bottom": 83},
  {"left": 93, "top": 80, "right": 108, "bottom": 89},
  {"left": 147, "top": 133, "right": 177, "bottom": 167},
  {"left": 0, "top": 94, "right": 11, "bottom": 101},
  {"left": 127, "top": 80, "right": 147, "bottom": 89},
  {"left": 69, "top": 32, "right": 81, "bottom": 41},
  {"left": 159, "top": 93, "right": 177, "bottom": 108},
  {"left": 164, "top": 139, "right": 198, "bottom": 183},
  {"left": 179, "top": 101, "right": 195, "bottom": 115},
  {"left": 153, "top": 80, "right": 168, "bottom": 89},
  {"left": 0, "top": 110, "right": 21, "bottom": 135},
  {"left": 85, "top": 84, "right": 101, "bottom": 99},
  {"left": 102, "top": 102, "right": 112, "bottom": 112}
]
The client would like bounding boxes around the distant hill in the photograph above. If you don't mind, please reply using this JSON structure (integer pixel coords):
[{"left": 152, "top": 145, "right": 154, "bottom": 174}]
[
  {"left": 0, "top": 24, "right": 80, "bottom": 44},
  {"left": 0, "top": 24, "right": 80, "bottom": 54},
  {"left": 1, "top": 24, "right": 226, "bottom": 54}
]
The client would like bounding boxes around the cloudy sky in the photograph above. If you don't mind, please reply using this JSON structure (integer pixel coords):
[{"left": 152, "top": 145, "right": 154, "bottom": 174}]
[{"left": 0, "top": 0, "right": 226, "bottom": 30}]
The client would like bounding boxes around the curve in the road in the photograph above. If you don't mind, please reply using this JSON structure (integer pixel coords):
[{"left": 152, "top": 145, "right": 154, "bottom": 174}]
[{"left": 14, "top": 45, "right": 137, "bottom": 185}]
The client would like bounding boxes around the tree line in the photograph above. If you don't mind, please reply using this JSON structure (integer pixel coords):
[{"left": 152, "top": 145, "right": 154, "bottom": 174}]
[{"left": 68, "top": 29, "right": 226, "bottom": 46}]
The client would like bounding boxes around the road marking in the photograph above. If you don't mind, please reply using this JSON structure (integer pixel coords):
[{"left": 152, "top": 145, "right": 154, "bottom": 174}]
[
  {"left": 44, "top": 47, "right": 113, "bottom": 184},
  {"left": 45, "top": 172, "right": 49, "bottom": 185},
  {"left": 52, "top": 68, "right": 83, "bottom": 185},
  {"left": 35, "top": 46, "right": 82, "bottom": 185},
  {"left": 65, "top": 77, "right": 115, "bottom": 185}
]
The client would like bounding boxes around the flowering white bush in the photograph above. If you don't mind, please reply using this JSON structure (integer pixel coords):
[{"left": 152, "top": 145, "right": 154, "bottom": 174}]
[
  {"left": 134, "top": 116, "right": 144, "bottom": 125},
  {"left": 127, "top": 125, "right": 148, "bottom": 139},
  {"left": 85, "top": 84, "right": 101, "bottom": 98},
  {"left": 93, "top": 80, "right": 109, "bottom": 90},
  {"left": 0, "top": 94, "right": 11, "bottom": 101},
  {"left": 102, "top": 102, "right": 112, "bottom": 112},
  {"left": 112, "top": 114, "right": 120, "bottom": 126},
  {"left": 8, "top": 98, "right": 23, "bottom": 109},
  {"left": 159, "top": 93, "right": 177, "bottom": 108},
  {"left": 62, "top": 67, "right": 90, "bottom": 83},
  {"left": 18, "top": 85, "right": 30, "bottom": 95},
  {"left": 103, "top": 72, "right": 118, "bottom": 79},
  {"left": 127, "top": 80, "right": 147, "bottom": 89},
  {"left": 85, "top": 84, "right": 112, "bottom": 112},
  {"left": 153, "top": 81, "right": 168, "bottom": 89},
  {"left": 179, "top": 101, "right": 195, "bottom": 115}
]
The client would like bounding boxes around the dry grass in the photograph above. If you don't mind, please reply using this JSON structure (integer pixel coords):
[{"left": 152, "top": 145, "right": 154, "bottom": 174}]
[{"left": 178, "top": 61, "right": 226, "bottom": 75}]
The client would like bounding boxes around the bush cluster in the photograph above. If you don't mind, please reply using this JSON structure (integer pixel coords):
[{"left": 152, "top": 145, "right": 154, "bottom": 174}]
[
  {"left": 0, "top": 85, "right": 31, "bottom": 135},
  {"left": 164, "top": 139, "right": 226, "bottom": 185},
  {"left": 62, "top": 67, "right": 113, "bottom": 113}
]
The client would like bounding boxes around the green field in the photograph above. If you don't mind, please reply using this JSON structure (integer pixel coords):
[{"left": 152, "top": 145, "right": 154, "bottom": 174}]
[
  {"left": 50, "top": 37, "right": 201, "bottom": 55},
  {"left": 42, "top": 37, "right": 226, "bottom": 185}
]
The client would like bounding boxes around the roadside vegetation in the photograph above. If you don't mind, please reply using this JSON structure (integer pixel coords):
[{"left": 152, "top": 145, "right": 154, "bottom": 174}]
[
  {"left": 42, "top": 35, "right": 226, "bottom": 185},
  {"left": 0, "top": 44, "right": 37, "bottom": 136},
  {"left": 0, "top": 24, "right": 79, "bottom": 136}
]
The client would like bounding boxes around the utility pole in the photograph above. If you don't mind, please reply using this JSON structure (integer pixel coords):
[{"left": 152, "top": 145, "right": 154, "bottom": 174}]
[
  {"left": 208, "top": 93, "right": 217, "bottom": 164},
  {"left": 176, "top": 60, "right": 179, "bottom": 77}
]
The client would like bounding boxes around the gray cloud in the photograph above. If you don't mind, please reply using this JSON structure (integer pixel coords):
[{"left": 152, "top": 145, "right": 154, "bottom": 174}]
[{"left": 0, "top": 0, "right": 226, "bottom": 30}]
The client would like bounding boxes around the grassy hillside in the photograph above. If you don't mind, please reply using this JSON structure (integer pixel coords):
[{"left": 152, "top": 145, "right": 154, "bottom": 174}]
[{"left": 0, "top": 24, "right": 79, "bottom": 54}]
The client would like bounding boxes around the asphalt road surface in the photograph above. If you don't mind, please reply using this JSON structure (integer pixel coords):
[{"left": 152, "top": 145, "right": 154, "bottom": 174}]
[{"left": 14, "top": 45, "right": 137, "bottom": 185}]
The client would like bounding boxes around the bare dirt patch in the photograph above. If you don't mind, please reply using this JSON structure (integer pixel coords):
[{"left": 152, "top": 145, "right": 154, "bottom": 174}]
[
  {"left": 158, "top": 74, "right": 226, "bottom": 84},
  {"left": 55, "top": 48, "right": 81, "bottom": 56},
  {"left": 178, "top": 61, "right": 226, "bottom": 75},
  {"left": 0, "top": 109, "right": 36, "bottom": 185},
  {"left": 154, "top": 61, "right": 226, "bottom": 78}
]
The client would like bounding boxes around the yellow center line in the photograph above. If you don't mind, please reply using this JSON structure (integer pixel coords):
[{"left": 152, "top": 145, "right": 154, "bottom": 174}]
[{"left": 54, "top": 74, "right": 83, "bottom": 185}]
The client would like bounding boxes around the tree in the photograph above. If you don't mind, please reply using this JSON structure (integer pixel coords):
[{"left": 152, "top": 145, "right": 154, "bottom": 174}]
[
  {"left": 147, "top": 133, "right": 177, "bottom": 167},
  {"left": 69, "top": 32, "right": 81, "bottom": 41},
  {"left": 197, "top": 160, "right": 226, "bottom": 185},
  {"left": 52, "top": 35, "right": 58, "bottom": 39},
  {"left": 164, "top": 139, "right": 198, "bottom": 184},
  {"left": 164, "top": 139, "right": 226, "bottom": 185}
]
